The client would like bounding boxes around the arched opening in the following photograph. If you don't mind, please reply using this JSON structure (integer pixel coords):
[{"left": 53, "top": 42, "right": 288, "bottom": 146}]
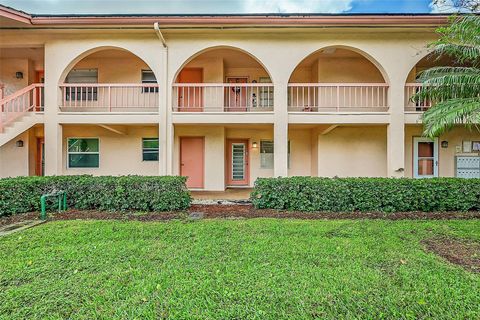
[
  {"left": 288, "top": 47, "right": 388, "bottom": 112},
  {"left": 60, "top": 48, "right": 159, "bottom": 112},
  {"left": 173, "top": 47, "right": 273, "bottom": 112},
  {"left": 404, "top": 53, "right": 459, "bottom": 112}
]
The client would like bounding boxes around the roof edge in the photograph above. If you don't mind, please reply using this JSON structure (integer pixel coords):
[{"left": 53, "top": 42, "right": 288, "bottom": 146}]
[
  {"left": 0, "top": 4, "right": 461, "bottom": 27},
  {"left": 30, "top": 14, "right": 451, "bottom": 26},
  {"left": 0, "top": 4, "right": 32, "bottom": 24}
]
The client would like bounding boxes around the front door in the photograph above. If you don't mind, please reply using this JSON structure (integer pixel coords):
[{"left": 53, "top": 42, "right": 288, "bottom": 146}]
[
  {"left": 180, "top": 137, "right": 204, "bottom": 188},
  {"left": 177, "top": 68, "right": 203, "bottom": 112},
  {"left": 227, "top": 140, "right": 249, "bottom": 186},
  {"left": 225, "top": 77, "right": 248, "bottom": 111},
  {"left": 413, "top": 137, "right": 438, "bottom": 178}
]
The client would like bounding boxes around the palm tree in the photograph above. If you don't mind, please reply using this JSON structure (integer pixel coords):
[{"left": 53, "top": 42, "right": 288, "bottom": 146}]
[{"left": 412, "top": 15, "right": 480, "bottom": 138}]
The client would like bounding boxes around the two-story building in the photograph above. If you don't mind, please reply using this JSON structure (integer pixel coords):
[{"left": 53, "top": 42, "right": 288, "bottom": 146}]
[{"left": 1, "top": 5, "right": 479, "bottom": 190}]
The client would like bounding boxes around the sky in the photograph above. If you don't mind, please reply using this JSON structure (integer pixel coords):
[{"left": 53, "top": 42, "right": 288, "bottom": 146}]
[{"left": 0, "top": 0, "right": 464, "bottom": 15}]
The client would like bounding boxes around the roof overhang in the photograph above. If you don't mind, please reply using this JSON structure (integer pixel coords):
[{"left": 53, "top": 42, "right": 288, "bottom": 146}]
[{"left": 0, "top": 5, "right": 457, "bottom": 28}]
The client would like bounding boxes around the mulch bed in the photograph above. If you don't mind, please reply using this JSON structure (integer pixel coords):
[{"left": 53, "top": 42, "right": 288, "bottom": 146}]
[
  {"left": 2, "top": 204, "right": 480, "bottom": 226},
  {"left": 0, "top": 212, "right": 39, "bottom": 227},
  {"left": 423, "top": 237, "right": 480, "bottom": 273}
]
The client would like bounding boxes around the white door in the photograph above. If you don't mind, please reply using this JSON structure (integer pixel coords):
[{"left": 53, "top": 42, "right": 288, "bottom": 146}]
[{"left": 413, "top": 137, "right": 439, "bottom": 178}]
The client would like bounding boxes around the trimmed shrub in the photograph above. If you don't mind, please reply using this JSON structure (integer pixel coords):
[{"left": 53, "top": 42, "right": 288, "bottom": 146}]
[
  {"left": 251, "top": 177, "right": 480, "bottom": 213},
  {"left": 0, "top": 175, "right": 191, "bottom": 216}
]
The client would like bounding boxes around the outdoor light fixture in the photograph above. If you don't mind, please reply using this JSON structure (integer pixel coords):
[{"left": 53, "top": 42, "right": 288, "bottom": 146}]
[
  {"left": 16, "top": 140, "right": 24, "bottom": 147},
  {"left": 252, "top": 142, "right": 258, "bottom": 148},
  {"left": 441, "top": 141, "right": 449, "bottom": 148},
  {"left": 15, "top": 72, "right": 23, "bottom": 79}
]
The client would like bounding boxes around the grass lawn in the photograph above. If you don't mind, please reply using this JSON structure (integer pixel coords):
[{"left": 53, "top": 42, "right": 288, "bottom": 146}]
[{"left": 1, "top": 218, "right": 479, "bottom": 319}]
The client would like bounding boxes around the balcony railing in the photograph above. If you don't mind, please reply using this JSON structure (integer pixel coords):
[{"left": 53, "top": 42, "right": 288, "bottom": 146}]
[
  {"left": 172, "top": 83, "right": 274, "bottom": 112},
  {"left": 59, "top": 84, "right": 159, "bottom": 112},
  {"left": 0, "top": 83, "right": 44, "bottom": 133},
  {"left": 405, "top": 83, "right": 433, "bottom": 112},
  {"left": 288, "top": 83, "right": 389, "bottom": 112}
]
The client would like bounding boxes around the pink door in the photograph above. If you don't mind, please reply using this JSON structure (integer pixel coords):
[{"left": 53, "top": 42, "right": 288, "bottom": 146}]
[
  {"left": 180, "top": 137, "right": 204, "bottom": 188},
  {"left": 177, "top": 68, "right": 203, "bottom": 112},
  {"left": 225, "top": 77, "right": 248, "bottom": 111}
]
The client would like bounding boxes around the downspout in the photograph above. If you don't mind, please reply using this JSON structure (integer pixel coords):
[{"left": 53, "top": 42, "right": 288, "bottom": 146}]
[
  {"left": 154, "top": 22, "right": 170, "bottom": 175},
  {"left": 154, "top": 22, "right": 167, "bottom": 48}
]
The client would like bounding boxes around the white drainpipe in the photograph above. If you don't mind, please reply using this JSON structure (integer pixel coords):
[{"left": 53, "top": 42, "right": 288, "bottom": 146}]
[
  {"left": 154, "top": 22, "right": 167, "bottom": 48},
  {"left": 154, "top": 22, "right": 170, "bottom": 174}
]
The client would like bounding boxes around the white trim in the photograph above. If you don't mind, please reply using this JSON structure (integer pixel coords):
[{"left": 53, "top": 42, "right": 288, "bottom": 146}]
[{"left": 413, "top": 137, "right": 438, "bottom": 178}]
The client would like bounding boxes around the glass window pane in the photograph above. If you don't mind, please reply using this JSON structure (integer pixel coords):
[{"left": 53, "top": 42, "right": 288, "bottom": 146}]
[
  {"left": 68, "top": 139, "right": 99, "bottom": 152},
  {"left": 66, "top": 69, "right": 98, "bottom": 83},
  {"left": 418, "top": 142, "right": 434, "bottom": 157},
  {"left": 68, "top": 154, "right": 99, "bottom": 168},
  {"left": 143, "top": 152, "right": 159, "bottom": 161},
  {"left": 260, "top": 140, "right": 274, "bottom": 154},
  {"left": 142, "top": 70, "right": 157, "bottom": 82},
  {"left": 142, "top": 138, "right": 159, "bottom": 149},
  {"left": 418, "top": 159, "right": 434, "bottom": 175}
]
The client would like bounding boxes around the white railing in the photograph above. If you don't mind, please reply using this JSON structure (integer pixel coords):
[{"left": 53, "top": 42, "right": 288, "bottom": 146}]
[
  {"left": 59, "top": 84, "right": 159, "bottom": 112},
  {"left": 172, "top": 83, "right": 274, "bottom": 112},
  {"left": 288, "top": 83, "right": 389, "bottom": 112},
  {"left": 0, "top": 83, "right": 44, "bottom": 133},
  {"left": 405, "top": 83, "right": 433, "bottom": 111}
]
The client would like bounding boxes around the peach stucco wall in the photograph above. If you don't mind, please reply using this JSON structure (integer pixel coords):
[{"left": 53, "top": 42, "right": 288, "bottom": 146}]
[
  {"left": 61, "top": 125, "right": 159, "bottom": 176},
  {"left": 0, "top": 131, "right": 30, "bottom": 178},
  {"left": 0, "top": 58, "right": 30, "bottom": 96},
  {"left": 68, "top": 56, "right": 150, "bottom": 83},
  {"left": 0, "top": 24, "right": 452, "bottom": 188},
  {"left": 317, "top": 126, "right": 387, "bottom": 177},
  {"left": 405, "top": 125, "right": 480, "bottom": 178}
]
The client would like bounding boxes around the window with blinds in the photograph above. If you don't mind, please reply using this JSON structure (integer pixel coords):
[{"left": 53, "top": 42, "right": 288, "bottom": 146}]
[
  {"left": 65, "top": 69, "right": 98, "bottom": 101},
  {"left": 142, "top": 70, "right": 158, "bottom": 93},
  {"left": 260, "top": 140, "right": 291, "bottom": 169}
]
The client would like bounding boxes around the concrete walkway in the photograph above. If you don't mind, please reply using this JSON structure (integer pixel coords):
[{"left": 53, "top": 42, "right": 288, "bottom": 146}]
[
  {"left": 191, "top": 188, "right": 252, "bottom": 201},
  {"left": 0, "top": 220, "right": 45, "bottom": 237}
]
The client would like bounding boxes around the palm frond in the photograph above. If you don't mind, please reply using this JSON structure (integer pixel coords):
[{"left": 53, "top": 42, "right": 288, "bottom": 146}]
[
  {"left": 422, "top": 97, "right": 480, "bottom": 137},
  {"left": 412, "top": 67, "right": 480, "bottom": 102},
  {"left": 431, "top": 15, "right": 480, "bottom": 64}
]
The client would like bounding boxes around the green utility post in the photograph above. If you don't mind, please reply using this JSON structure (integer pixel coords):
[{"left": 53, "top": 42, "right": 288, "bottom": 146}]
[{"left": 40, "top": 191, "right": 67, "bottom": 220}]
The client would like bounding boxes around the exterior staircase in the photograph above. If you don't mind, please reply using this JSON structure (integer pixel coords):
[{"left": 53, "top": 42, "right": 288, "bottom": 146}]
[{"left": 0, "top": 84, "right": 44, "bottom": 148}]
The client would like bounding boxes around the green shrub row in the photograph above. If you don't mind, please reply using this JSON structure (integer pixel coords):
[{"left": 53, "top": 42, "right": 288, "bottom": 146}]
[
  {"left": 0, "top": 175, "right": 191, "bottom": 216},
  {"left": 251, "top": 177, "right": 480, "bottom": 213}
]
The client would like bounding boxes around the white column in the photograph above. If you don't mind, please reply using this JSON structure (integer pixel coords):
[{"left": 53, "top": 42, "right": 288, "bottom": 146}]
[
  {"left": 158, "top": 47, "right": 168, "bottom": 176},
  {"left": 274, "top": 81, "right": 288, "bottom": 177},
  {"left": 165, "top": 47, "right": 175, "bottom": 176},
  {"left": 43, "top": 43, "right": 62, "bottom": 176},
  {"left": 387, "top": 80, "right": 406, "bottom": 177}
]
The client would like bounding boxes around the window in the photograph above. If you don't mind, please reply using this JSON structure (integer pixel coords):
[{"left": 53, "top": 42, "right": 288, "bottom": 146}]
[
  {"left": 260, "top": 140, "right": 274, "bottom": 169},
  {"left": 142, "top": 70, "right": 158, "bottom": 93},
  {"left": 260, "top": 140, "right": 291, "bottom": 169},
  {"left": 67, "top": 138, "right": 99, "bottom": 168},
  {"left": 142, "top": 138, "right": 159, "bottom": 161},
  {"left": 258, "top": 77, "right": 273, "bottom": 108},
  {"left": 65, "top": 69, "right": 98, "bottom": 101}
]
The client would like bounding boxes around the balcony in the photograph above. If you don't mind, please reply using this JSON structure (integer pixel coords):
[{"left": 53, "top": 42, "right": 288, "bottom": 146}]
[
  {"left": 404, "top": 83, "right": 433, "bottom": 112},
  {"left": 288, "top": 83, "right": 389, "bottom": 112},
  {"left": 59, "top": 84, "right": 159, "bottom": 112},
  {"left": 172, "top": 83, "right": 274, "bottom": 112}
]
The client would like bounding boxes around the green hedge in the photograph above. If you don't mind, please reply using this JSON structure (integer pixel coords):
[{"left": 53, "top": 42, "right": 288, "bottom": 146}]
[
  {"left": 0, "top": 175, "right": 191, "bottom": 216},
  {"left": 251, "top": 177, "right": 480, "bottom": 213}
]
